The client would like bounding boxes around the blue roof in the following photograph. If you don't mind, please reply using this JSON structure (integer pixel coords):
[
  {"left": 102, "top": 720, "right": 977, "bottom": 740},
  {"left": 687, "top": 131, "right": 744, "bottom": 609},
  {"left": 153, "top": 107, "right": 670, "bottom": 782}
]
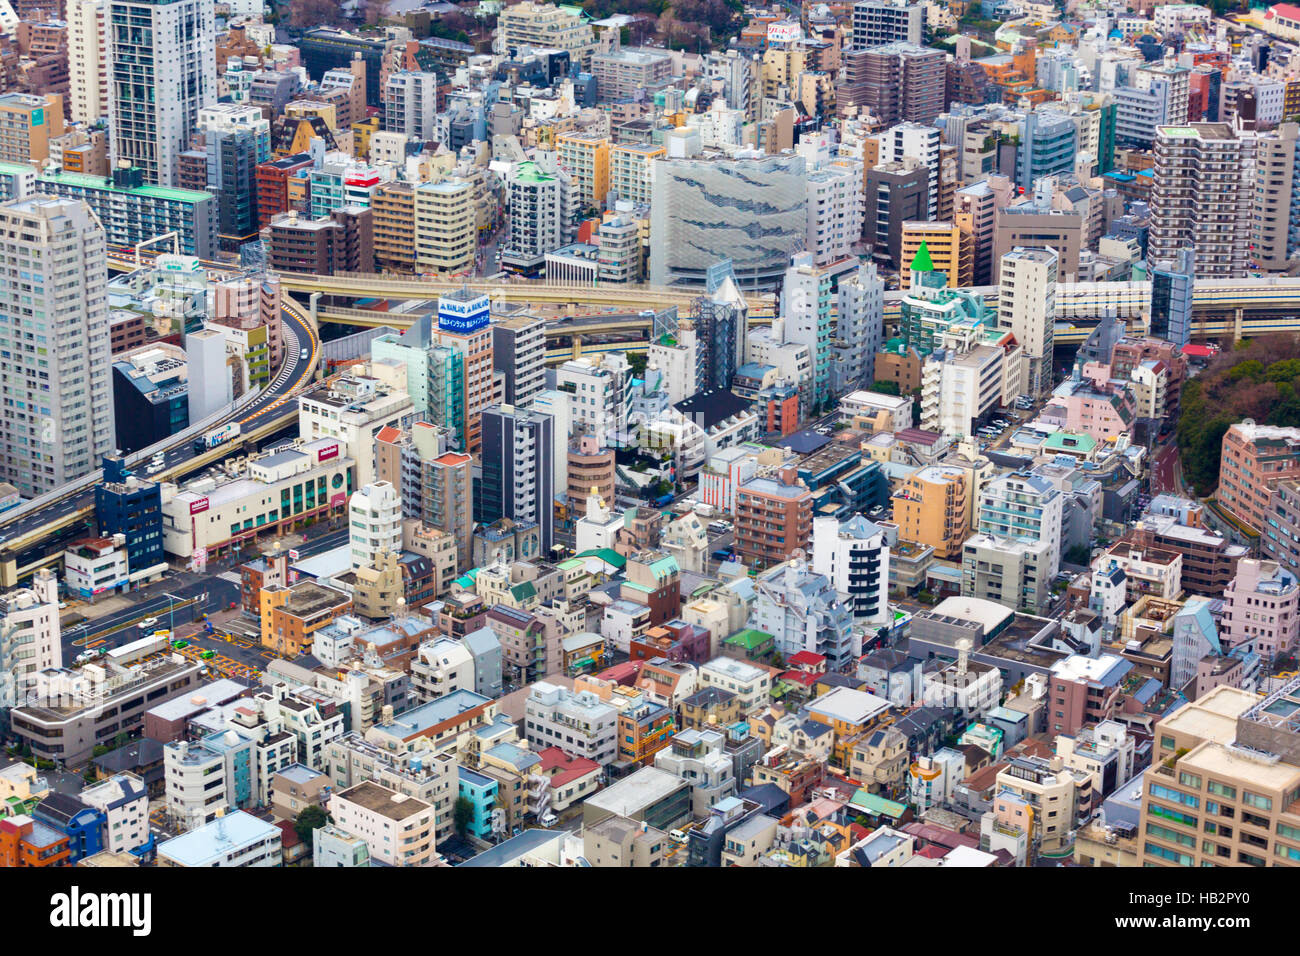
[
  {"left": 1132, "top": 677, "right": 1161, "bottom": 706},
  {"left": 157, "top": 811, "right": 280, "bottom": 866},
  {"left": 377, "top": 690, "right": 492, "bottom": 736},
  {"left": 457, "top": 828, "right": 569, "bottom": 867}
]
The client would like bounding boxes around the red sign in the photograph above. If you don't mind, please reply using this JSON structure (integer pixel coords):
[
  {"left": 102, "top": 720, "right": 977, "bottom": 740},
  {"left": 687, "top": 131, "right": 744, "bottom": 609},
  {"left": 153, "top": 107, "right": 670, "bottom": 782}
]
[
  {"left": 318, "top": 444, "right": 339, "bottom": 462},
  {"left": 189, "top": 497, "right": 210, "bottom": 515}
]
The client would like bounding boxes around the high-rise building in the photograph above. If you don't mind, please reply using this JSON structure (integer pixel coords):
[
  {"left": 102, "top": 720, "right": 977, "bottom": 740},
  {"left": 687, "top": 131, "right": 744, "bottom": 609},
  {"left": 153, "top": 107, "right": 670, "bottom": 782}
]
[
  {"left": 0, "top": 93, "right": 66, "bottom": 166},
  {"left": 840, "top": 44, "right": 944, "bottom": 127},
  {"left": 649, "top": 151, "right": 808, "bottom": 290},
  {"left": 900, "top": 225, "right": 973, "bottom": 289},
  {"left": 734, "top": 466, "right": 814, "bottom": 570},
  {"left": 891, "top": 465, "right": 969, "bottom": 559},
  {"left": 68, "top": 0, "right": 109, "bottom": 124},
  {"left": 1016, "top": 109, "right": 1078, "bottom": 191},
  {"left": 349, "top": 481, "right": 402, "bottom": 571},
  {"left": 0, "top": 197, "right": 114, "bottom": 497},
  {"left": 37, "top": 166, "right": 217, "bottom": 258},
  {"left": 851, "top": 0, "right": 923, "bottom": 49},
  {"left": 977, "top": 471, "right": 1064, "bottom": 578},
  {"left": 491, "top": 315, "right": 546, "bottom": 408},
  {"left": 376, "top": 422, "right": 474, "bottom": 572},
  {"left": 413, "top": 180, "right": 475, "bottom": 275},
  {"left": 1136, "top": 679, "right": 1300, "bottom": 868},
  {"left": 1149, "top": 123, "right": 1255, "bottom": 279},
  {"left": 475, "top": 404, "right": 555, "bottom": 552},
  {"left": 1218, "top": 421, "right": 1300, "bottom": 536},
  {"left": 501, "top": 161, "right": 563, "bottom": 276},
  {"left": 811, "top": 514, "right": 890, "bottom": 626},
  {"left": 0, "top": 570, "right": 63, "bottom": 709},
  {"left": 1220, "top": 559, "right": 1300, "bottom": 661},
  {"left": 781, "top": 253, "right": 839, "bottom": 411},
  {"left": 998, "top": 246, "right": 1057, "bottom": 398},
  {"left": 383, "top": 71, "right": 437, "bottom": 140},
  {"left": 1149, "top": 247, "right": 1194, "bottom": 347},
  {"left": 832, "top": 260, "right": 885, "bottom": 394},
  {"left": 108, "top": 0, "right": 217, "bottom": 186},
  {"left": 197, "top": 104, "right": 270, "bottom": 251},
  {"left": 878, "top": 122, "right": 940, "bottom": 221},
  {"left": 557, "top": 134, "right": 609, "bottom": 212},
  {"left": 1252, "top": 122, "right": 1300, "bottom": 273},
  {"left": 495, "top": 1, "right": 595, "bottom": 69}
]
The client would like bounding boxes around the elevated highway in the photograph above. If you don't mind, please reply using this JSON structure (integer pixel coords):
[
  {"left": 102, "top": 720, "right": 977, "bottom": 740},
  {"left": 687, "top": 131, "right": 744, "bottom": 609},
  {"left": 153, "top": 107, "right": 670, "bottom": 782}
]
[{"left": 0, "top": 259, "right": 322, "bottom": 586}]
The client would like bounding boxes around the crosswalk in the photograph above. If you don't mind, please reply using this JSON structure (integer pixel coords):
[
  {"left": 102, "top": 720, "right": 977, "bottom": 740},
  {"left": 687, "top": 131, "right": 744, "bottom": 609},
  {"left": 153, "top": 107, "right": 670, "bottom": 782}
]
[{"left": 216, "top": 571, "right": 242, "bottom": 583}]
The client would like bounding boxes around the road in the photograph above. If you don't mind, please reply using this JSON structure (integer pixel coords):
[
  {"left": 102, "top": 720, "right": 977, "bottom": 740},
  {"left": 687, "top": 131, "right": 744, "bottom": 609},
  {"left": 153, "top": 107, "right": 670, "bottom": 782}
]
[{"left": 0, "top": 255, "right": 321, "bottom": 565}]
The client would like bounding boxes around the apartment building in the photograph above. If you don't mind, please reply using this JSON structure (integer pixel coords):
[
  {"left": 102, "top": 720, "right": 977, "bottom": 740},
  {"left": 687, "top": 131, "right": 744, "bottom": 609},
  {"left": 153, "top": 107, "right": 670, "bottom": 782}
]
[
  {"left": 329, "top": 781, "right": 438, "bottom": 867},
  {"left": 414, "top": 180, "right": 475, "bottom": 275},
  {"left": 733, "top": 466, "right": 814, "bottom": 570},
  {"left": 1149, "top": 123, "right": 1255, "bottom": 279},
  {"left": 156, "top": 811, "right": 280, "bottom": 868},
  {"left": 891, "top": 465, "right": 969, "bottom": 559},
  {"left": 1219, "top": 421, "right": 1300, "bottom": 536},
  {"left": 1220, "top": 559, "right": 1300, "bottom": 660},
  {"left": 524, "top": 683, "right": 619, "bottom": 766}
]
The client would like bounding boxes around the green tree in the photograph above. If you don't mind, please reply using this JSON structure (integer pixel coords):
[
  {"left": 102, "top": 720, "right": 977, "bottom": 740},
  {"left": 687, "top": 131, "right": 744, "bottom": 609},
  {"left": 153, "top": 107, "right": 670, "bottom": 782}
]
[
  {"left": 294, "top": 805, "right": 329, "bottom": 847},
  {"left": 626, "top": 351, "right": 648, "bottom": 377},
  {"left": 453, "top": 796, "right": 475, "bottom": 839},
  {"left": 868, "top": 380, "right": 900, "bottom": 396}
]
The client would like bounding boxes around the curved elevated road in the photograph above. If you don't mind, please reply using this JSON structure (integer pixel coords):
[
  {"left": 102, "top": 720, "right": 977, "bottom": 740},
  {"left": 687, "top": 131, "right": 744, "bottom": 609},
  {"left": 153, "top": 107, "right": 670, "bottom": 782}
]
[{"left": 0, "top": 258, "right": 320, "bottom": 581}]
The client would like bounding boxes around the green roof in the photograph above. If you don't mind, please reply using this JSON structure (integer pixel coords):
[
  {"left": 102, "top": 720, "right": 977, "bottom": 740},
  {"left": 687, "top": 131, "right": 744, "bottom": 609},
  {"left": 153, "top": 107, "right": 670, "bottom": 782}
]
[
  {"left": 849, "top": 790, "right": 907, "bottom": 818},
  {"left": 454, "top": 568, "right": 480, "bottom": 589},
  {"left": 725, "top": 628, "right": 774, "bottom": 650},
  {"left": 514, "top": 160, "right": 555, "bottom": 184},
  {"left": 38, "top": 169, "right": 212, "bottom": 204},
  {"left": 574, "top": 548, "right": 627, "bottom": 569},
  {"left": 510, "top": 580, "right": 537, "bottom": 602},
  {"left": 909, "top": 240, "right": 934, "bottom": 273},
  {"left": 1043, "top": 430, "right": 1097, "bottom": 453}
]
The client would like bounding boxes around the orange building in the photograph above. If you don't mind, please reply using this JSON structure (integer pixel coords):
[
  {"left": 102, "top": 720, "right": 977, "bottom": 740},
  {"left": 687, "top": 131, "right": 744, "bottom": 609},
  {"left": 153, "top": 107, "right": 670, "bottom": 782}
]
[
  {"left": 616, "top": 699, "right": 675, "bottom": 771},
  {"left": 0, "top": 815, "right": 70, "bottom": 867},
  {"left": 891, "top": 464, "right": 970, "bottom": 559},
  {"left": 260, "top": 580, "right": 353, "bottom": 657}
]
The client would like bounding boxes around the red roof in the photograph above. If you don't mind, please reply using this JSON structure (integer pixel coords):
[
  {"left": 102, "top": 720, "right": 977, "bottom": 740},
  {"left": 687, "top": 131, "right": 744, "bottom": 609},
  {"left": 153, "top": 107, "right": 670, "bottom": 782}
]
[
  {"left": 779, "top": 670, "right": 819, "bottom": 687},
  {"left": 788, "top": 651, "right": 826, "bottom": 668},
  {"left": 376, "top": 425, "right": 401, "bottom": 444},
  {"left": 917, "top": 844, "right": 948, "bottom": 859},
  {"left": 538, "top": 746, "right": 601, "bottom": 787},
  {"left": 1180, "top": 344, "right": 1215, "bottom": 358},
  {"left": 1269, "top": 3, "right": 1300, "bottom": 20},
  {"left": 275, "top": 820, "right": 300, "bottom": 847}
]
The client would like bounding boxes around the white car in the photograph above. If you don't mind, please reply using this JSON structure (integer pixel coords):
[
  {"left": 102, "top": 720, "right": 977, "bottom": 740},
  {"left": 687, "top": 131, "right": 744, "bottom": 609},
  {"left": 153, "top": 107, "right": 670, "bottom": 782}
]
[
  {"left": 668, "top": 829, "right": 689, "bottom": 845},
  {"left": 301, "top": 348, "right": 309, "bottom": 359},
  {"left": 138, "top": 617, "right": 158, "bottom": 630}
]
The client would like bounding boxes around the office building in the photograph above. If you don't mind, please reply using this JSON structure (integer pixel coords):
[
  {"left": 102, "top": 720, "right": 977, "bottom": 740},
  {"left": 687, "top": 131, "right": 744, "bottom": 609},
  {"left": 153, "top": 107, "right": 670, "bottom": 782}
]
[
  {"left": 111, "top": 348, "right": 190, "bottom": 455},
  {"left": 0, "top": 570, "right": 63, "bottom": 710},
  {"left": 0, "top": 93, "right": 66, "bottom": 166},
  {"left": 1220, "top": 559, "right": 1300, "bottom": 660},
  {"left": 0, "top": 197, "right": 114, "bottom": 497},
  {"left": 1149, "top": 248, "right": 1194, "bottom": 347},
  {"left": 96, "top": 457, "right": 166, "bottom": 586},
  {"left": 376, "top": 422, "right": 474, "bottom": 572},
  {"left": 650, "top": 151, "right": 808, "bottom": 290},
  {"left": 413, "top": 180, "right": 475, "bottom": 275},
  {"left": 107, "top": 0, "right": 216, "bottom": 186},
  {"left": 496, "top": 2, "right": 595, "bottom": 68}
]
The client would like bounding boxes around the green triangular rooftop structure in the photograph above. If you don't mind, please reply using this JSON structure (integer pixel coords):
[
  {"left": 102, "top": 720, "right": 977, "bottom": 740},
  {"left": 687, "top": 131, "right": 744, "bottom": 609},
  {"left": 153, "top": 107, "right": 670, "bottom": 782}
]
[{"left": 910, "top": 240, "right": 934, "bottom": 273}]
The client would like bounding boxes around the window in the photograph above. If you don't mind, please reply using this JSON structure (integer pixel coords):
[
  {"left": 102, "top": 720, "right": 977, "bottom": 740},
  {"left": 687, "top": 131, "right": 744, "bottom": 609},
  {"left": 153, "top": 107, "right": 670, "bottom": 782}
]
[
  {"left": 1208, "top": 781, "right": 1236, "bottom": 799},
  {"left": 1178, "top": 772, "right": 1202, "bottom": 789},
  {"left": 1243, "top": 791, "right": 1274, "bottom": 812}
]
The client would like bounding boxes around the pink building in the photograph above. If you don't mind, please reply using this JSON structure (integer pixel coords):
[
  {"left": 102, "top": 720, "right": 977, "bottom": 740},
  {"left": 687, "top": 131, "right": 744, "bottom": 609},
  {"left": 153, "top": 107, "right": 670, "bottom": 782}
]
[
  {"left": 1055, "top": 377, "right": 1135, "bottom": 442},
  {"left": 212, "top": 273, "right": 284, "bottom": 368},
  {"left": 1220, "top": 558, "right": 1300, "bottom": 659}
]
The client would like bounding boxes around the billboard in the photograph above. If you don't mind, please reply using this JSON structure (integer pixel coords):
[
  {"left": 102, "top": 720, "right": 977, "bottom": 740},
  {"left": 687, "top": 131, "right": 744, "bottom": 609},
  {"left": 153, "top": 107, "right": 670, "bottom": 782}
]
[
  {"left": 318, "top": 444, "right": 340, "bottom": 462},
  {"left": 767, "top": 21, "right": 803, "bottom": 43},
  {"left": 189, "top": 497, "right": 210, "bottom": 515}
]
